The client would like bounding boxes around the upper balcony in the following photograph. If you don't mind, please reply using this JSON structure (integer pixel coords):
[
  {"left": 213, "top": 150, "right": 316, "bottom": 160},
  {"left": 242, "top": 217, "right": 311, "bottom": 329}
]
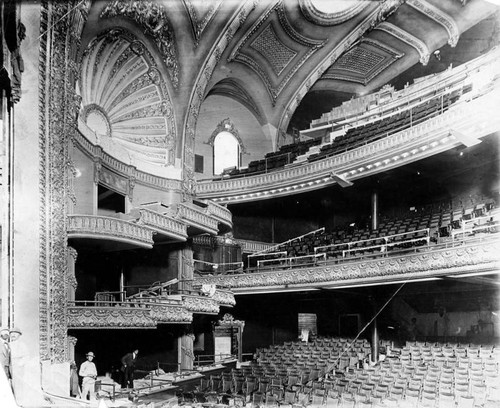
[
  {"left": 196, "top": 48, "right": 500, "bottom": 204},
  {"left": 134, "top": 205, "right": 188, "bottom": 243}
]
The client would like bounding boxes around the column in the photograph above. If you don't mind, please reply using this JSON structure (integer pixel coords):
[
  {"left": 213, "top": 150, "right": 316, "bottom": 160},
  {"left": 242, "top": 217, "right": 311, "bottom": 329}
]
[{"left": 371, "top": 190, "right": 379, "bottom": 230}]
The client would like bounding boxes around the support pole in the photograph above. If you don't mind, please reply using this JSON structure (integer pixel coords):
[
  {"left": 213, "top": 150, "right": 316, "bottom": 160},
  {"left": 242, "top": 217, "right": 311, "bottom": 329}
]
[{"left": 371, "top": 190, "right": 379, "bottom": 231}]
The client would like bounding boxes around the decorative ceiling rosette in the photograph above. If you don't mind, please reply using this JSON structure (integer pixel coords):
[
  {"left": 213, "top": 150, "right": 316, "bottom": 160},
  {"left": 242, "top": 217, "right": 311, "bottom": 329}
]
[
  {"left": 299, "top": 0, "right": 369, "bottom": 26},
  {"left": 79, "top": 28, "right": 176, "bottom": 166}
]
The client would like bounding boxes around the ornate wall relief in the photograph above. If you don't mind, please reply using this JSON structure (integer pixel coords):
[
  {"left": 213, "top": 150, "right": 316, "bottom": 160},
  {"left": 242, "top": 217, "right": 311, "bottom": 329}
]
[
  {"left": 183, "top": 0, "right": 223, "bottom": 46},
  {"left": 205, "top": 118, "right": 247, "bottom": 154},
  {"left": 100, "top": 0, "right": 179, "bottom": 88},
  {"left": 80, "top": 28, "right": 176, "bottom": 167}
]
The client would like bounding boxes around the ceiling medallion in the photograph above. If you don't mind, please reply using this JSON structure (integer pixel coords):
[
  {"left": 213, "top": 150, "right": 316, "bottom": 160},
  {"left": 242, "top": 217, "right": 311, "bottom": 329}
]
[{"left": 299, "top": 0, "right": 369, "bottom": 26}]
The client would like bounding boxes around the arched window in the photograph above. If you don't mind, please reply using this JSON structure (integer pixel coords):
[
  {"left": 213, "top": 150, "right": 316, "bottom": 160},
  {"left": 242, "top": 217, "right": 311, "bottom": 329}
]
[{"left": 213, "top": 131, "right": 240, "bottom": 175}]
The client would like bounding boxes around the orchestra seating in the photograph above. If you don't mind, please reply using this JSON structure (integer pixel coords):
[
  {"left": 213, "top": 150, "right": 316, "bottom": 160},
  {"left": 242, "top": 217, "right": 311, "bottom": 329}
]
[{"left": 190, "top": 338, "right": 499, "bottom": 407}]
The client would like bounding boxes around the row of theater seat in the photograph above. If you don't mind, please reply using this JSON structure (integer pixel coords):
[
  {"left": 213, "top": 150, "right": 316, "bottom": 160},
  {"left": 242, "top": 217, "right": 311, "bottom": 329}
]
[
  {"left": 249, "top": 200, "right": 497, "bottom": 269},
  {"left": 187, "top": 338, "right": 499, "bottom": 407},
  {"left": 223, "top": 86, "right": 468, "bottom": 179},
  {"left": 307, "top": 90, "right": 463, "bottom": 163}
]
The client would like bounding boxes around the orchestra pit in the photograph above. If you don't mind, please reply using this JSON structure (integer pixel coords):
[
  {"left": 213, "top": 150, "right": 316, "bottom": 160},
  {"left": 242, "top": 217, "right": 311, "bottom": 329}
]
[{"left": 0, "top": 1, "right": 499, "bottom": 407}]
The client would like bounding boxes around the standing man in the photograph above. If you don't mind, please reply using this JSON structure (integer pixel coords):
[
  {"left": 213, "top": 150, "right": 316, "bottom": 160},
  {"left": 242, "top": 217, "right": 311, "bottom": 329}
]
[
  {"left": 121, "top": 349, "right": 139, "bottom": 389},
  {"left": 0, "top": 328, "right": 10, "bottom": 379},
  {"left": 79, "top": 351, "right": 97, "bottom": 400}
]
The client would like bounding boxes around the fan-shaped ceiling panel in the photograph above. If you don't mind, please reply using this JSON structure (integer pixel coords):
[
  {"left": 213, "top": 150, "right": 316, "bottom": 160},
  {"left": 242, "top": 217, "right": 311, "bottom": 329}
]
[{"left": 80, "top": 28, "right": 176, "bottom": 166}]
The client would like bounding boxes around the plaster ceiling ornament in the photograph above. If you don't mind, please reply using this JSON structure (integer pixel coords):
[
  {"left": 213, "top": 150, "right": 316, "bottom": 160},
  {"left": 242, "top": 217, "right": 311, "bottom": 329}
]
[
  {"left": 80, "top": 28, "right": 177, "bottom": 166},
  {"left": 322, "top": 38, "right": 404, "bottom": 85},
  {"left": 376, "top": 21, "right": 431, "bottom": 65},
  {"left": 206, "top": 118, "right": 247, "bottom": 154},
  {"left": 299, "top": 0, "right": 370, "bottom": 26},
  {"left": 100, "top": 0, "right": 179, "bottom": 87},
  {"left": 183, "top": 0, "right": 223, "bottom": 46},
  {"left": 228, "top": 0, "right": 326, "bottom": 104},
  {"left": 407, "top": 0, "right": 460, "bottom": 47}
]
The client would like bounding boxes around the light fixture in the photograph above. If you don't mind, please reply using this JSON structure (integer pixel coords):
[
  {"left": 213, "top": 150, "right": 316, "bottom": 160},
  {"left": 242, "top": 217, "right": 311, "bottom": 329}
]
[{"left": 434, "top": 50, "right": 441, "bottom": 61}]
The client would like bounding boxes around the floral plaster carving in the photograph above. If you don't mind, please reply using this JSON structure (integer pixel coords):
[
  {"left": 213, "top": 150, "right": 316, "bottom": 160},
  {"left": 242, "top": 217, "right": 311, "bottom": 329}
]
[
  {"left": 194, "top": 241, "right": 500, "bottom": 292},
  {"left": 212, "top": 289, "right": 236, "bottom": 307},
  {"left": 149, "top": 304, "right": 193, "bottom": 323},
  {"left": 100, "top": 0, "right": 179, "bottom": 88},
  {"left": 38, "top": 1, "right": 91, "bottom": 363}
]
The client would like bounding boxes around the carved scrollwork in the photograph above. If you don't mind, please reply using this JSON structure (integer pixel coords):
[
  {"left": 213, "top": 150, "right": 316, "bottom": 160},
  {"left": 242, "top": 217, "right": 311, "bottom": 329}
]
[{"left": 68, "top": 306, "right": 156, "bottom": 329}]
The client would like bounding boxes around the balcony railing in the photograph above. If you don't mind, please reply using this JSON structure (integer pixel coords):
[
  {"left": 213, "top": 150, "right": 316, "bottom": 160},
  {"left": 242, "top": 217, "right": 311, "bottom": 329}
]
[
  {"left": 193, "top": 234, "right": 500, "bottom": 293},
  {"left": 206, "top": 200, "right": 233, "bottom": 228},
  {"left": 175, "top": 203, "right": 218, "bottom": 235},
  {"left": 67, "top": 215, "right": 155, "bottom": 248},
  {"left": 137, "top": 208, "right": 188, "bottom": 241}
]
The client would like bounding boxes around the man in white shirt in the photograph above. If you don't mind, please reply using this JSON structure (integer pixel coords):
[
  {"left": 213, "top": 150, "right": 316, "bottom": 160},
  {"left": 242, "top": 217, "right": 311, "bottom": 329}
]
[{"left": 79, "top": 351, "right": 97, "bottom": 400}]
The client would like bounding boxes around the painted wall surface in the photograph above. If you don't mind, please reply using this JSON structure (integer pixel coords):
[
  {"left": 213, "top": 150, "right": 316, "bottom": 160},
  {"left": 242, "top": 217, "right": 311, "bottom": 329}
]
[
  {"left": 72, "top": 148, "right": 95, "bottom": 214},
  {"left": 195, "top": 95, "right": 271, "bottom": 178}
]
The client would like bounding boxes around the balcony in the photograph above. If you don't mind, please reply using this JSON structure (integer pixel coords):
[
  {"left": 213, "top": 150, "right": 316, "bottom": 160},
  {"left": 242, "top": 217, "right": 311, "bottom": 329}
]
[
  {"left": 174, "top": 203, "right": 219, "bottom": 235},
  {"left": 193, "top": 236, "right": 500, "bottom": 295},
  {"left": 205, "top": 200, "right": 233, "bottom": 234},
  {"left": 137, "top": 208, "right": 188, "bottom": 243},
  {"left": 67, "top": 214, "right": 155, "bottom": 250},
  {"left": 67, "top": 299, "right": 193, "bottom": 329}
]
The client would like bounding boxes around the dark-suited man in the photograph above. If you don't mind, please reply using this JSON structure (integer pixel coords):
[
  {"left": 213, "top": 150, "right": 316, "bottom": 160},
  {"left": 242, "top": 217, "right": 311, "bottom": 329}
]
[{"left": 121, "top": 349, "right": 139, "bottom": 389}]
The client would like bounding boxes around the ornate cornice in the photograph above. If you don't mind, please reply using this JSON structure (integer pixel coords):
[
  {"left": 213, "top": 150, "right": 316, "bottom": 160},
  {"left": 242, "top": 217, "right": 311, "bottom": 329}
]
[
  {"left": 299, "top": 0, "right": 369, "bottom": 26},
  {"left": 228, "top": 0, "right": 326, "bottom": 104},
  {"left": 149, "top": 304, "right": 193, "bottom": 323},
  {"left": 194, "top": 239, "right": 500, "bottom": 294},
  {"left": 206, "top": 118, "right": 247, "bottom": 154},
  {"left": 407, "top": 0, "right": 460, "bottom": 47},
  {"left": 100, "top": 0, "right": 179, "bottom": 88},
  {"left": 376, "top": 21, "right": 430, "bottom": 65},
  {"left": 67, "top": 215, "right": 155, "bottom": 248}
]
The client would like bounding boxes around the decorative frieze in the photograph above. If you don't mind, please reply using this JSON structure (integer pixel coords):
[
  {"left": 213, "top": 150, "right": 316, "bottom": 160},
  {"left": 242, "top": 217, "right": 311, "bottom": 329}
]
[
  {"left": 149, "top": 304, "right": 193, "bottom": 323},
  {"left": 212, "top": 289, "right": 236, "bottom": 307},
  {"left": 194, "top": 240, "right": 500, "bottom": 293},
  {"left": 67, "top": 215, "right": 155, "bottom": 248},
  {"left": 67, "top": 306, "right": 156, "bottom": 329},
  {"left": 182, "top": 295, "right": 220, "bottom": 314},
  {"left": 206, "top": 200, "right": 233, "bottom": 229}
]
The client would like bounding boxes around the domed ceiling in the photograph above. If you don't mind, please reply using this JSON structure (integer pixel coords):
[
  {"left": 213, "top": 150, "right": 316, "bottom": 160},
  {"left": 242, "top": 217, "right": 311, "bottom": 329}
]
[{"left": 79, "top": 28, "right": 176, "bottom": 166}]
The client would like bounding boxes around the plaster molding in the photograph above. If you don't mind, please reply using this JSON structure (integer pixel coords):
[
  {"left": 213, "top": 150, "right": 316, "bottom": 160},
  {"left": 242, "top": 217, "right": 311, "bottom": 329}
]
[
  {"left": 376, "top": 21, "right": 430, "bottom": 65},
  {"left": 183, "top": 0, "right": 223, "bottom": 46},
  {"left": 206, "top": 118, "right": 247, "bottom": 154},
  {"left": 67, "top": 306, "right": 157, "bottom": 329},
  {"left": 299, "top": 0, "right": 369, "bottom": 26},
  {"left": 407, "top": 0, "right": 460, "bottom": 47},
  {"left": 137, "top": 208, "right": 188, "bottom": 241},
  {"left": 182, "top": 295, "right": 220, "bottom": 314},
  {"left": 100, "top": 0, "right": 179, "bottom": 88}
]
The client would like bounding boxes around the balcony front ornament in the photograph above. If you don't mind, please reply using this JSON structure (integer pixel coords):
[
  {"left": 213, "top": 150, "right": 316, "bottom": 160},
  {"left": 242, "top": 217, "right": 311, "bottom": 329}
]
[{"left": 67, "top": 307, "right": 156, "bottom": 329}]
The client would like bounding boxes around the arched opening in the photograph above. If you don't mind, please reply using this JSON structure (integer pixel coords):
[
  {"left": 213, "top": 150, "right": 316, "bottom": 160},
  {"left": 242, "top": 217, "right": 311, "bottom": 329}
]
[{"left": 213, "top": 131, "right": 240, "bottom": 175}]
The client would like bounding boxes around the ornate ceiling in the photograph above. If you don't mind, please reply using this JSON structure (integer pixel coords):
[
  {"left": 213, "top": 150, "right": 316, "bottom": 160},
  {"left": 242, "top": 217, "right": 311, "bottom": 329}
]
[{"left": 78, "top": 0, "right": 499, "bottom": 170}]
